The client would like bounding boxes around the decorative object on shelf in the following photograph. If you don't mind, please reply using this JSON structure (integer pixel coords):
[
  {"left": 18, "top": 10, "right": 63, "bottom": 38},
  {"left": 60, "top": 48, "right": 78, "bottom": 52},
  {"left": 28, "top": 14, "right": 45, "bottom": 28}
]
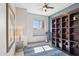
[
  {"left": 63, "top": 13, "right": 69, "bottom": 16},
  {"left": 73, "top": 16, "right": 77, "bottom": 21},
  {"left": 54, "top": 21, "right": 56, "bottom": 24}
]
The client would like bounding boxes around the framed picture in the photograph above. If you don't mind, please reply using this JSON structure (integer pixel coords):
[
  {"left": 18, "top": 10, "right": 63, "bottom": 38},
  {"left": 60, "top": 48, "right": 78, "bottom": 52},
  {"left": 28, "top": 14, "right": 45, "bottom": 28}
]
[{"left": 6, "top": 4, "right": 15, "bottom": 52}]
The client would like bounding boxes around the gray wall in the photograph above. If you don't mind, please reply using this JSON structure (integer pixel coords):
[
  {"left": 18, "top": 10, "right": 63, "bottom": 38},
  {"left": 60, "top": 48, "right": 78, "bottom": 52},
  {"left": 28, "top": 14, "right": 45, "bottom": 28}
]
[{"left": 50, "top": 3, "right": 79, "bottom": 18}]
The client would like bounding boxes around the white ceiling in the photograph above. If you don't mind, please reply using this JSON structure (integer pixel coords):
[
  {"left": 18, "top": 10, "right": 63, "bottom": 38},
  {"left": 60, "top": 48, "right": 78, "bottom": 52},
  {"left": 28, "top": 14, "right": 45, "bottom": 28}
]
[{"left": 15, "top": 3, "right": 73, "bottom": 16}]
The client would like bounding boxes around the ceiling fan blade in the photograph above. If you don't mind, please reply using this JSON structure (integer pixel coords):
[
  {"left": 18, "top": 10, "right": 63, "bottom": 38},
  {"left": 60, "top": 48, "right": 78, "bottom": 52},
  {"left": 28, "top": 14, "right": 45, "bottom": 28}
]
[{"left": 47, "top": 7, "right": 54, "bottom": 9}]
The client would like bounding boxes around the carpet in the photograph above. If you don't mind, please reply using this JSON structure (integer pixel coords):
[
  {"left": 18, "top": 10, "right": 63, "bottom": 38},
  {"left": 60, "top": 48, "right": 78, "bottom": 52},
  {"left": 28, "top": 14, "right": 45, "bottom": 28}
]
[{"left": 23, "top": 45, "right": 69, "bottom": 56}]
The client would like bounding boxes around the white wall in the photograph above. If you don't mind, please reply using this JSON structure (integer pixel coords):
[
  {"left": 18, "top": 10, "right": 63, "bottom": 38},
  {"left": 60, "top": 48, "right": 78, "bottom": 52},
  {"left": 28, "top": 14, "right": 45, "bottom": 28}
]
[
  {"left": 16, "top": 7, "right": 48, "bottom": 46},
  {"left": 16, "top": 7, "right": 27, "bottom": 46},
  {"left": 26, "top": 13, "right": 48, "bottom": 43},
  {"left": 0, "top": 3, "right": 16, "bottom": 56}
]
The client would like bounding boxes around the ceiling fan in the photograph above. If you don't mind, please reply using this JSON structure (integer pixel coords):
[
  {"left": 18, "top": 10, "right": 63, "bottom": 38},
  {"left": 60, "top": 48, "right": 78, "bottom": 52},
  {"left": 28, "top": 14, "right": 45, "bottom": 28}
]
[{"left": 40, "top": 3, "right": 54, "bottom": 12}]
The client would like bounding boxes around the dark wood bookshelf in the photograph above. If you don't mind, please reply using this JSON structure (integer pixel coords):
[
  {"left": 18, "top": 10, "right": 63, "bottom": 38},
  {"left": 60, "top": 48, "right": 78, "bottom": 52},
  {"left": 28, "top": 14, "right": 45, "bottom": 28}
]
[{"left": 52, "top": 8, "right": 79, "bottom": 56}]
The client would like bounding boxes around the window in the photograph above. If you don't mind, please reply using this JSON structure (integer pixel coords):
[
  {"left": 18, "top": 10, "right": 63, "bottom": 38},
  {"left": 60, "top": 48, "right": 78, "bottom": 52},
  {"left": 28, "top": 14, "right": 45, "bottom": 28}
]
[{"left": 33, "top": 19, "right": 42, "bottom": 29}]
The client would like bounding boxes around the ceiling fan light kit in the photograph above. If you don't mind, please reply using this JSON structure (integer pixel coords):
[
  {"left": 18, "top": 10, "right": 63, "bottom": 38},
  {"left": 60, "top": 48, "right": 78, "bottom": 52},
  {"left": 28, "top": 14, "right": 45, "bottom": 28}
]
[
  {"left": 43, "top": 7, "right": 47, "bottom": 12},
  {"left": 41, "top": 3, "right": 54, "bottom": 12}
]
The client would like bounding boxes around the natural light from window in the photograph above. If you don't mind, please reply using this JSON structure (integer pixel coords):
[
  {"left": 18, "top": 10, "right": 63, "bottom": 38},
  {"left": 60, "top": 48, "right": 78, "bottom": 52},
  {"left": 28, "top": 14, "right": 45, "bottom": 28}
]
[
  {"left": 43, "top": 45, "right": 53, "bottom": 51},
  {"left": 34, "top": 46, "right": 44, "bottom": 53},
  {"left": 34, "top": 45, "right": 53, "bottom": 53},
  {"left": 33, "top": 19, "right": 41, "bottom": 29}
]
